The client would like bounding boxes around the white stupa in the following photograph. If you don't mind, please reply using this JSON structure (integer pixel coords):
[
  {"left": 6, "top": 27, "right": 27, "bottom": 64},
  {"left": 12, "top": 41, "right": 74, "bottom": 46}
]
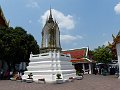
[{"left": 22, "top": 8, "right": 76, "bottom": 83}]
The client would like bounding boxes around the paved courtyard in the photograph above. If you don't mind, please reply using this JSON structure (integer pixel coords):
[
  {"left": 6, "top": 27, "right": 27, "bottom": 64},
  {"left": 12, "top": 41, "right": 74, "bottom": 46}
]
[{"left": 0, "top": 75, "right": 120, "bottom": 90}]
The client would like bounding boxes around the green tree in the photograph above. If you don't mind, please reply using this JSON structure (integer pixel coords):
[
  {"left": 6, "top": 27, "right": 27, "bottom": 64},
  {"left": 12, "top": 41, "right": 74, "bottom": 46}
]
[
  {"left": 92, "top": 45, "right": 112, "bottom": 64},
  {"left": 0, "top": 39, "right": 4, "bottom": 60},
  {"left": 0, "top": 27, "right": 40, "bottom": 71}
]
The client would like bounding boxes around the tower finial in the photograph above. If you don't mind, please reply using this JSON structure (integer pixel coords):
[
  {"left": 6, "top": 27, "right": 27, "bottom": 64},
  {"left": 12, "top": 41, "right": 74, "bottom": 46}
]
[
  {"left": 49, "top": 6, "right": 53, "bottom": 20},
  {"left": 112, "top": 34, "right": 115, "bottom": 40}
]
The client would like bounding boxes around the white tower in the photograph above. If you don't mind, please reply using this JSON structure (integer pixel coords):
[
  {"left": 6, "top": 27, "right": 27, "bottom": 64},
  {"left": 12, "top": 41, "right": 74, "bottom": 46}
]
[
  {"left": 40, "top": 8, "right": 61, "bottom": 53},
  {"left": 22, "top": 8, "right": 76, "bottom": 83}
]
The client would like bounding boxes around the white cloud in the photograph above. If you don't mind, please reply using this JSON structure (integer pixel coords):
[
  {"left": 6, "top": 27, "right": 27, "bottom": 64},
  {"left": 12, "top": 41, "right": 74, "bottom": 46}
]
[
  {"left": 26, "top": 1, "right": 39, "bottom": 8},
  {"left": 114, "top": 2, "right": 120, "bottom": 14},
  {"left": 41, "top": 9, "right": 75, "bottom": 30},
  {"left": 60, "top": 34, "right": 83, "bottom": 43}
]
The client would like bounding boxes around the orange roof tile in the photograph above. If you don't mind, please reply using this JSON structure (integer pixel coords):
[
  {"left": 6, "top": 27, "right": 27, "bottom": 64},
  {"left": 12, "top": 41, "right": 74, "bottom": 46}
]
[
  {"left": 63, "top": 48, "right": 95, "bottom": 63},
  {"left": 63, "top": 49, "right": 86, "bottom": 59}
]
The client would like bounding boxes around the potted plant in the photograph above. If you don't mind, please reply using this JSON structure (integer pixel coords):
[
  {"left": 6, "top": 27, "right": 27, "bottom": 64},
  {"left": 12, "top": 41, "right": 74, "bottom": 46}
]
[
  {"left": 26, "top": 73, "right": 33, "bottom": 83},
  {"left": 28, "top": 73, "right": 33, "bottom": 79},
  {"left": 56, "top": 74, "right": 62, "bottom": 79}
]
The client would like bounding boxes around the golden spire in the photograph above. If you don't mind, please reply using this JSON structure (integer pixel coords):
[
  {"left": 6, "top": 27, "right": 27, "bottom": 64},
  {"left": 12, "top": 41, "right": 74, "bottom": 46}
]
[
  {"left": 49, "top": 6, "right": 52, "bottom": 18},
  {"left": 48, "top": 6, "right": 53, "bottom": 22}
]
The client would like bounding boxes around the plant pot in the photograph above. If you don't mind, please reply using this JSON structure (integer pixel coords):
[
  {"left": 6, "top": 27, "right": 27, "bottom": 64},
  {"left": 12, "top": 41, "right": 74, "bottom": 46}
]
[
  {"left": 56, "top": 79, "right": 63, "bottom": 84},
  {"left": 76, "top": 76, "right": 83, "bottom": 80},
  {"left": 26, "top": 78, "right": 33, "bottom": 83}
]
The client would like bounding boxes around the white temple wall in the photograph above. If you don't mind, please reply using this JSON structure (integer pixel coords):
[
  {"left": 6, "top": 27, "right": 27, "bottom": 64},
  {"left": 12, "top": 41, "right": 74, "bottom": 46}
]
[
  {"left": 22, "top": 51, "right": 76, "bottom": 82},
  {"left": 116, "top": 43, "right": 120, "bottom": 79}
]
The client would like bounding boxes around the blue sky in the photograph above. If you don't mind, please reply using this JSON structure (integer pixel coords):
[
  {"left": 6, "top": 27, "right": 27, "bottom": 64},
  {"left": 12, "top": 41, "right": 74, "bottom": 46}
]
[{"left": 0, "top": 0, "right": 120, "bottom": 50}]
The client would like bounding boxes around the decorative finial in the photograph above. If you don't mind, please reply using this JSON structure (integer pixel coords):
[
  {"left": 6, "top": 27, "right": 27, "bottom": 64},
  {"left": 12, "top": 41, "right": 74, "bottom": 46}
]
[
  {"left": 107, "top": 41, "right": 113, "bottom": 48},
  {"left": 112, "top": 34, "right": 115, "bottom": 40},
  {"left": 49, "top": 6, "right": 53, "bottom": 20},
  {"left": 117, "top": 30, "right": 120, "bottom": 36},
  {"left": 108, "top": 41, "right": 112, "bottom": 45}
]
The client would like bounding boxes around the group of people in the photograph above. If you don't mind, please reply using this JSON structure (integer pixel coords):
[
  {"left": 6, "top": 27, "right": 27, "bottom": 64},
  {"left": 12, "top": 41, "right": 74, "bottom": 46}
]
[
  {"left": 93, "top": 68, "right": 98, "bottom": 75},
  {"left": 0, "top": 69, "right": 24, "bottom": 80},
  {"left": 0, "top": 69, "right": 11, "bottom": 80},
  {"left": 93, "top": 65, "right": 119, "bottom": 76}
]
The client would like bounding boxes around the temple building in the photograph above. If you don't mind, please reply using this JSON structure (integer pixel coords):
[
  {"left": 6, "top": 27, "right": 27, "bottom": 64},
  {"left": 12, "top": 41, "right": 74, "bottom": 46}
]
[
  {"left": 108, "top": 33, "right": 119, "bottom": 61},
  {"left": 0, "top": 6, "right": 9, "bottom": 28},
  {"left": 108, "top": 31, "right": 120, "bottom": 78},
  {"left": 63, "top": 47, "right": 96, "bottom": 74},
  {"left": 40, "top": 9, "right": 61, "bottom": 53}
]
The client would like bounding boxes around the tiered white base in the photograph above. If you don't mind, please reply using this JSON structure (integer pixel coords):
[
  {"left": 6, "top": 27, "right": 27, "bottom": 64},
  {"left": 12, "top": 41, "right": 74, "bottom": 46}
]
[{"left": 22, "top": 51, "right": 76, "bottom": 83}]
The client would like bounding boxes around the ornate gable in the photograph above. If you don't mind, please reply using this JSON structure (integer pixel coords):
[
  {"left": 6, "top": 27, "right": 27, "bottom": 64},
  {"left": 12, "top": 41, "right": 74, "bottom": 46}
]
[{"left": 0, "top": 6, "right": 9, "bottom": 28}]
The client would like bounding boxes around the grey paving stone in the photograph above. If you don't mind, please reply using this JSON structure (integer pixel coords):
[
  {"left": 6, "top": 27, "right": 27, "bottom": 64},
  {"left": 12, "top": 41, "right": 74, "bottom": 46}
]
[{"left": 0, "top": 75, "right": 120, "bottom": 90}]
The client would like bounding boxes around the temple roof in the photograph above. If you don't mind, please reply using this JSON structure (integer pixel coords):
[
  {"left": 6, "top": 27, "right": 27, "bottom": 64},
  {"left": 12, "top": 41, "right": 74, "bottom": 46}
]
[
  {"left": 107, "top": 31, "right": 120, "bottom": 57},
  {"left": 62, "top": 47, "right": 95, "bottom": 63},
  {"left": 0, "top": 6, "right": 9, "bottom": 27},
  {"left": 63, "top": 48, "right": 88, "bottom": 59},
  {"left": 107, "top": 32, "right": 120, "bottom": 60},
  {"left": 109, "top": 31, "right": 120, "bottom": 48}
]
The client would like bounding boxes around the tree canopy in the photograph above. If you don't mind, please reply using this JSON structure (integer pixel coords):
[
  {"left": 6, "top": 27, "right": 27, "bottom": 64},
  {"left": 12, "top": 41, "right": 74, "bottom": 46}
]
[
  {"left": 0, "top": 27, "right": 39, "bottom": 67},
  {"left": 91, "top": 45, "right": 112, "bottom": 64}
]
